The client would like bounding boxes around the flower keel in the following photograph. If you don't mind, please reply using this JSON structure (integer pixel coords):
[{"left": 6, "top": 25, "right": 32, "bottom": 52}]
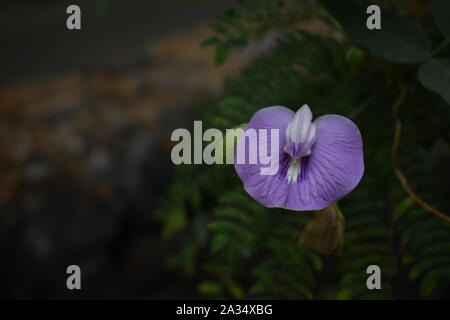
[{"left": 284, "top": 105, "right": 317, "bottom": 183}]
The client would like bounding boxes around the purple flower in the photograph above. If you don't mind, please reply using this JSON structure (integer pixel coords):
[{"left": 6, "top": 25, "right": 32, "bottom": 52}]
[{"left": 234, "top": 105, "right": 364, "bottom": 211}]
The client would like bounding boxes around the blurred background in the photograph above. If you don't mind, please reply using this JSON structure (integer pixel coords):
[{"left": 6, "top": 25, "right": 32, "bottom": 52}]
[
  {"left": 1, "top": 0, "right": 450, "bottom": 300},
  {"left": 0, "top": 0, "right": 244, "bottom": 299}
]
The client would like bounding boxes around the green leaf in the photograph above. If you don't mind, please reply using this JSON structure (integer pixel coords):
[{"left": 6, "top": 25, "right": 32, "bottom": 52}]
[
  {"left": 201, "top": 36, "right": 220, "bottom": 47},
  {"left": 418, "top": 58, "right": 450, "bottom": 104},
  {"left": 321, "top": 0, "right": 431, "bottom": 64},
  {"left": 430, "top": 0, "right": 450, "bottom": 40},
  {"left": 393, "top": 197, "right": 414, "bottom": 220},
  {"left": 409, "top": 256, "right": 450, "bottom": 280},
  {"left": 345, "top": 46, "right": 366, "bottom": 71},
  {"left": 225, "top": 279, "right": 245, "bottom": 299},
  {"left": 420, "top": 269, "right": 441, "bottom": 297},
  {"left": 337, "top": 288, "right": 354, "bottom": 300},
  {"left": 214, "top": 43, "right": 229, "bottom": 66},
  {"left": 198, "top": 281, "right": 222, "bottom": 296},
  {"left": 211, "top": 234, "right": 229, "bottom": 253},
  {"left": 162, "top": 205, "right": 187, "bottom": 237},
  {"left": 210, "top": 23, "right": 228, "bottom": 35}
]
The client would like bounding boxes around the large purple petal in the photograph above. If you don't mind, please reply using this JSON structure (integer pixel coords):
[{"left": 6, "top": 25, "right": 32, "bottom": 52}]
[
  {"left": 241, "top": 105, "right": 295, "bottom": 130},
  {"left": 235, "top": 109, "right": 364, "bottom": 211},
  {"left": 234, "top": 106, "right": 293, "bottom": 207},
  {"left": 285, "top": 115, "right": 364, "bottom": 210}
]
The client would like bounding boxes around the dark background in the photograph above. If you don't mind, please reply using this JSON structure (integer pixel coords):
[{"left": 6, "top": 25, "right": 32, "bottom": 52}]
[{"left": 0, "top": 0, "right": 238, "bottom": 299}]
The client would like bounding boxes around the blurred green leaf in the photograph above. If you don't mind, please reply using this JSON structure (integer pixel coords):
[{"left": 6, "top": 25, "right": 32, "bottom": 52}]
[
  {"left": 201, "top": 36, "right": 220, "bottom": 47},
  {"left": 345, "top": 46, "right": 366, "bottom": 72},
  {"left": 214, "top": 43, "right": 229, "bottom": 66},
  {"left": 430, "top": 0, "right": 450, "bottom": 40},
  {"left": 393, "top": 197, "right": 414, "bottom": 220},
  {"left": 198, "top": 281, "right": 223, "bottom": 296},
  {"left": 162, "top": 205, "right": 187, "bottom": 237},
  {"left": 210, "top": 23, "right": 228, "bottom": 35},
  {"left": 418, "top": 58, "right": 450, "bottom": 104},
  {"left": 225, "top": 279, "right": 245, "bottom": 299},
  {"left": 420, "top": 269, "right": 441, "bottom": 297},
  {"left": 321, "top": 0, "right": 431, "bottom": 64},
  {"left": 211, "top": 234, "right": 229, "bottom": 253}
]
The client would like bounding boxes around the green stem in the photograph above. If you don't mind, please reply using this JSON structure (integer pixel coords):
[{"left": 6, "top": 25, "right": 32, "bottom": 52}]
[{"left": 390, "top": 84, "right": 406, "bottom": 163}]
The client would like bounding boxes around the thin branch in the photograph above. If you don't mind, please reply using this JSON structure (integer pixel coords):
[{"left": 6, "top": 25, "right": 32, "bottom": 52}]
[
  {"left": 391, "top": 84, "right": 450, "bottom": 222},
  {"left": 394, "top": 169, "right": 450, "bottom": 222}
]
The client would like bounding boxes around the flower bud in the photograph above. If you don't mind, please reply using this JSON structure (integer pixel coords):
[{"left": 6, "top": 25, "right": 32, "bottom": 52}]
[{"left": 299, "top": 203, "right": 345, "bottom": 255}]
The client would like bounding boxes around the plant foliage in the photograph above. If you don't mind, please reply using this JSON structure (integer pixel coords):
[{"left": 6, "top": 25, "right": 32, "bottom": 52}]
[{"left": 156, "top": 0, "right": 450, "bottom": 299}]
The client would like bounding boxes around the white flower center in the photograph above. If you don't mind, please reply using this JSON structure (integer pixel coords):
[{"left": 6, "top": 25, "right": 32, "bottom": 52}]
[
  {"left": 285, "top": 104, "right": 317, "bottom": 184},
  {"left": 287, "top": 158, "right": 301, "bottom": 184}
]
